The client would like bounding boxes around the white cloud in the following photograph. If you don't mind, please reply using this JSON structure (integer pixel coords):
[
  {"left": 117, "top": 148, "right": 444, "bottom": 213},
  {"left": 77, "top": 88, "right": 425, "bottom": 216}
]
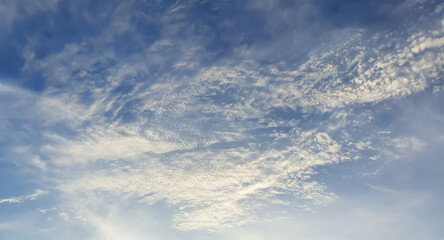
[
  {"left": 3, "top": 0, "right": 441, "bottom": 234},
  {"left": 42, "top": 127, "right": 195, "bottom": 165},
  {"left": 391, "top": 137, "right": 425, "bottom": 152},
  {"left": 0, "top": 189, "right": 48, "bottom": 204},
  {"left": 32, "top": 11, "right": 441, "bottom": 230},
  {"left": 293, "top": 28, "right": 443, "bottom": 111},
  {"left": 56, "top": 129, "right": 342, "bottom": 231}
]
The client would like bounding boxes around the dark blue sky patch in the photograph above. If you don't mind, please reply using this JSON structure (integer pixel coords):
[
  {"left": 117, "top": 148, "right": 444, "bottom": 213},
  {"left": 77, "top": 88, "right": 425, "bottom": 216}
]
[
  {"left": 12, "top": 0, "right": 115, "bottom": 60},
  {"left": 111, "top": 82, "right": 134, "bottom": 95},
  {"left": 20, "top": 72, "right": 46, "bottom": 91},
  {"left": 316, "top": 0, "right": 406, "bottom": 27},
  {"left": 0, "top": 40, "right": 24, "bottom": 78},
  {"left": 110, "top": 24, "right": 160, "bottom": 58},
  {"left": 265, "top": 106, "right": 304, "bottom": 121},
  {"left": 116, "top": 99, "right": 143, "bottom": 124}
]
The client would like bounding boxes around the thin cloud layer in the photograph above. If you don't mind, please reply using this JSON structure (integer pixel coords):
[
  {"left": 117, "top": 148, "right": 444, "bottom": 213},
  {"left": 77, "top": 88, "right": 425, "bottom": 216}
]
[{"left": 0, "top": 0, "right": 443, "bottom": 239}]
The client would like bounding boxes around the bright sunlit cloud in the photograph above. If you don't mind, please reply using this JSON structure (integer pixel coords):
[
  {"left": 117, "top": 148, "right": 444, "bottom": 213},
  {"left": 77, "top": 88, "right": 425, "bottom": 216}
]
[{"left": 0, "top": 0, "right": 443, "bottom": 239}]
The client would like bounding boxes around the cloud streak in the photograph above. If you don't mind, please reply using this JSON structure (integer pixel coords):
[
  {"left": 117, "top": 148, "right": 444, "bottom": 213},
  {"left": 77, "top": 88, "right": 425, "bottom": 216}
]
[{"left": 0, "top": 189, "right": 48, "bottom": 204}]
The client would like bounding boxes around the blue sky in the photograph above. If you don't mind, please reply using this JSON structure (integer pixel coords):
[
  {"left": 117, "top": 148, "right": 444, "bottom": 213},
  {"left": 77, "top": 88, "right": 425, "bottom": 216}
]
[{"left": 0, "top": 0, "right": 443, "bottom": 239}]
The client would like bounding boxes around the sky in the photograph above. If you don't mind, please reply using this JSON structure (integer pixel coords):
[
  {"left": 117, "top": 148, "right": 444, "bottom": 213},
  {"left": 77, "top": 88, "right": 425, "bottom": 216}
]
[{"left": 0, "top": 0, "right": 443, "bottom": 239}]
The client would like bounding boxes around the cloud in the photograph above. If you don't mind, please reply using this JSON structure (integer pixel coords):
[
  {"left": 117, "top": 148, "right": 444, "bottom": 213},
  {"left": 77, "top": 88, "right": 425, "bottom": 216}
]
[
  {"left": 15, "top": 1, "right": 441, "bottom": 231},
  {"left": 0, "top": 0, "right": 443, "bottom": 237},
  {"left": 219, "top": 190, "right": 439, "bottom": 240},
  {"left": 58, "top": 130, "right": 341, "bottom": 231},
  {"left": 0, "top": 189, "right": 48, "bottom": 204},
  {"left": 366, "top": 184, "right": 397, "bottom": 194}
]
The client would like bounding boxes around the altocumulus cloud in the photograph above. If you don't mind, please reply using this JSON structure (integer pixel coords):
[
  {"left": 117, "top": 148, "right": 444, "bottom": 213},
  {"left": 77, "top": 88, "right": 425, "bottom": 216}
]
[{"left": 0, "top": 0, "right": 443, "bottom": 239}]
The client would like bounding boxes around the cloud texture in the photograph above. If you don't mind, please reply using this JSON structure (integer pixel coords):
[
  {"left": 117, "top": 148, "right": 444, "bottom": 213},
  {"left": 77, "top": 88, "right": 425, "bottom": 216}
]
[{"left": 0, "top": 0, "right": 443, "bottom": 239}]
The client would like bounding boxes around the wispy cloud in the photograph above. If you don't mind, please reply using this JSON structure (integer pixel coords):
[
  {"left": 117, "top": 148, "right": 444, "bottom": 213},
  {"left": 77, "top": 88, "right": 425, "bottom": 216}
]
[
  {"left": 0, "top": 0, "right": 443, "bottom": 237},
  {"left": 0, "top": 189, "right": 48, "bottom": 204},
  {"left": 366, "top": 184, "right": 397, "bottom": 194},
  {"left": 21, "top": 1, "right": 442, "bottom": 231}
]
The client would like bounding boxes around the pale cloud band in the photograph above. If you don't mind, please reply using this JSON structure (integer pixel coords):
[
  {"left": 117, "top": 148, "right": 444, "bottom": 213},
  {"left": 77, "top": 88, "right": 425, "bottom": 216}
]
[{"left": 0, "top": 189, "right": 48, "bottom": 204}]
